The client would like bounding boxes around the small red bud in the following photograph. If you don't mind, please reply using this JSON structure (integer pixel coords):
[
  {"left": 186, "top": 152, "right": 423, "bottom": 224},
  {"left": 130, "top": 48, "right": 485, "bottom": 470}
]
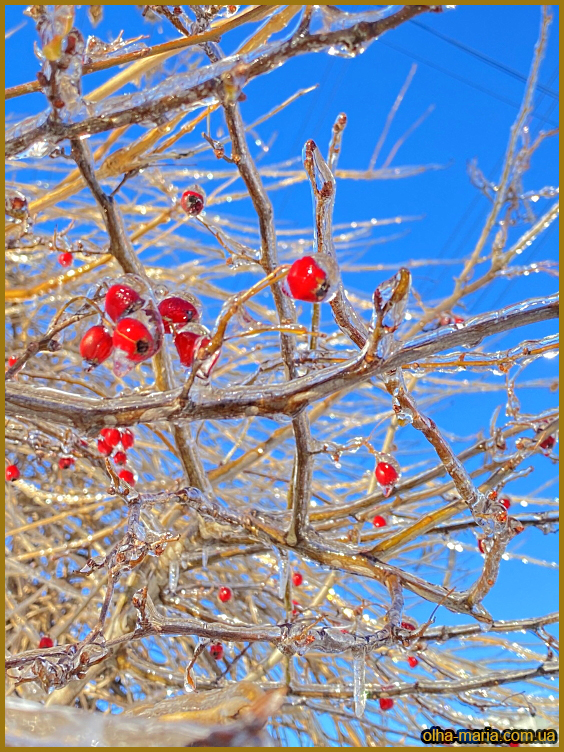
[
  {"left": 8, "top": 356, "right": 18, "bottom": 368},
  {"left": 500, "top": 496, "right": 511, "bottom": 510},
  {"left": 58, "top": 456, "right": 75, "bottom": 470},
  {"left": 39, "top": 635, "right": 54, "bottom": 649},
  {"left": 292, "top": 572, "right": 303, "bottom": 587},
  {"left": 407, "top": 656, "right": 419, "bottom": 669}
]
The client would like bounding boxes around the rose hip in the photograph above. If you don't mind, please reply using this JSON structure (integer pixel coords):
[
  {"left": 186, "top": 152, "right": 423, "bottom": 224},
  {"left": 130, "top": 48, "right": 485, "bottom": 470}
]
[
  {"left": 79, "top": 325, "right": 113, "bottom": 368},
  {"left": 375, "top": 462, "right": 398, "bottom": 486},
  {"left": 113, "top": 318, "right": 155, "bottom": 362},
  {"left": 105, "top": 284, "right": 141, "bottom": 322},
  {"left": 100, "top": 428, "right": 121, "bottom": 448},
  {"left": 158, "top": 296, "right": 200, "bottom": 333},
  {"left": 120, "top": 429, "right": 135, "bottom": 450},
  {"left": 286, "top": 256, "right": 332, "bottom": 303}
]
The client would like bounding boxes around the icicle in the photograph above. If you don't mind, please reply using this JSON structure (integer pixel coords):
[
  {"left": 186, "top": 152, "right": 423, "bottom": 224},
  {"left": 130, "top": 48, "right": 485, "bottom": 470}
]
[
  {"left": 201, "top": 546, "right": 208, "bottom": 569},
  {"left": 352, "top": 645, "right": 367, "bottom": 718},
  {"left": 275, "top": 547, "right": 289, "bottom": 599},
  {"left": 168, "top": 558, "right": 179, "bottom": 593}
]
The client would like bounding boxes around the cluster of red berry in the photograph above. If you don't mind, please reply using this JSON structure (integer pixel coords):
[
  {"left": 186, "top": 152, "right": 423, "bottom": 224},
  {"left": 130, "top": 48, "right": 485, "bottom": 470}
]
[
  {"left": 78, "top": 275, "right": 222, "bottom": 378},
  {"left": 97, "top": 427, "right": 136, "bottom": 485},
  {"left": 79, "top": 280, "right": 163, "bottom": 377}
]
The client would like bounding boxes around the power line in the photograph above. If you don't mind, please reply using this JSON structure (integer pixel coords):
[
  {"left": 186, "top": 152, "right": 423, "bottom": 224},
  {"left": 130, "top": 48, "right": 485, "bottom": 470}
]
[
  {"left": 411, "top": 20, "right": 559, "bottom": 101},
  {"left": 378, "top": 38, "right": 559, "bottom": 128}
]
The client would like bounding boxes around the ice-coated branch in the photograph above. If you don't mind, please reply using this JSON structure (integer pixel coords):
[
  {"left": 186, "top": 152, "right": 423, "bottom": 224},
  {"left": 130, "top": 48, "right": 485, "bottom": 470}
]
[
  {"left": 421, "top": 611, "right": 559, "bottom": 643},
  {"left": 132, "top": 586, "right": 394, "bottom": 656},
  {"left": 385, "top": 574, "right": 404, "bottom": 629},
  {"left": 221, "top": 76, "right": 314, "bottom": 546},
  {"left": 6, "top": 294, "right": 558, "bottom": 432},
  {"left": 382, "top": 370, "right": 514, "bottom": 536},
  {"left": 291, "top": 660, "right": 559, "bottom": 699},
  {"left": 164, "top": 486, "right": 491, "bottom": 620},
  {"left": 6, "top": 5, "right": 433, "bottom": 159},
  {"left": 303, "top": 138, "right": 369, "bottom": 348}
]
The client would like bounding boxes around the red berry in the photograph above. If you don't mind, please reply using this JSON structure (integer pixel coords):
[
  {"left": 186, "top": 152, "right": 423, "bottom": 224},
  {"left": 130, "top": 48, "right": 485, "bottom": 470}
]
[
  {"left": 113, "top": 451, "right": 127, "bottom": 466},
  {"left": 105, "top": 284, "right": 141, "bottom": 322},
  {"left": 58, "top": 456, "right": 75, "bottom": 470},
  {"left": 453, "top": 316, "right": 465, "bottom": 324},
  {"left": 100, "top": 427, "right": 121, "bottom": 448},
  {"left": 375, "top": 462, "right": 399, "bottom": 486},
  {"left": 218, "top": 587, "right": 232, "bottom": 603},
  {"left": 113, "top": 318, "right": 155, "bottom": 362},
  {"left": 509, "top": 744, "right": 519, "bottom": 748},
  {"left": 58, "top": 252, "right": 73, "bottom": 267},
  {"left": 500, "top": 497, "right": 511, "bottom": 510},
  {"left": 286, "top": 256, "right": 331, "bottom": 303},
  {"left": 379, "top": 697, "right": 394, "bottom": 711},
  {"left": 79, "top": 325, "right": 113, "bottom": 367},
  {"left": 8, "top": 356, "right": 17, "bottom": 368},
  {"left": 158, "top": 296, "right": 200, "bottom": 333},
  {"left": 38, "top": 636, "right": 54, "bottom": 649},
  {"left": 120, "top": 429, "right": 135, "bottom": 450},
  {"left": 174, "top": 332, "right": 215, "bottom": 368},
  {"left": 539, "top": 435, "right": 555, "bottom": 451},
  {"left": 174, "top": 331, "right": 200, "bottom": 367},
  {"left": 292, "top": 572, "right": 303, "bottom": 587},
  {"left": 97, "top": 438, "right": 113, "bottom": 456},
  {"left": 373, "top": 515, "right": 387, "bottom": 528},
  {"left": 180, "top": 189, "right": 205, "bottom": 216},
  {"left": 119, "top": 469, "right": 136, "bottom": 486},
  {"left": 401, "top": 620, "right": 416, "bottom": 632},
  {"left": 408, "top": 656, "right": 419, "bottom": 669},
  {"left": 478, "top": 539, "right": 486, "bottom": 554},
  {"left": 209, "top": 643, "right": 223, "bottom": 660},
  {"left": 5, "top": 464, "right": 20, "bottom": 482}
]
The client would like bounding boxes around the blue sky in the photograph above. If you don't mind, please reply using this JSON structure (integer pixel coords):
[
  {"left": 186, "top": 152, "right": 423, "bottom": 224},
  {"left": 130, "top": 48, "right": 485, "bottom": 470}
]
[{"left": 5, "top": 2, "right": 559, "bottom": 710}]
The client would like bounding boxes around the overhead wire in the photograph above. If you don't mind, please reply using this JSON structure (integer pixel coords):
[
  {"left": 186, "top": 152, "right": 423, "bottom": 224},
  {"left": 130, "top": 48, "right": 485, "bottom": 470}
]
[{"left": 411, "top": 19, "right": 559, "bottom": 101}]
